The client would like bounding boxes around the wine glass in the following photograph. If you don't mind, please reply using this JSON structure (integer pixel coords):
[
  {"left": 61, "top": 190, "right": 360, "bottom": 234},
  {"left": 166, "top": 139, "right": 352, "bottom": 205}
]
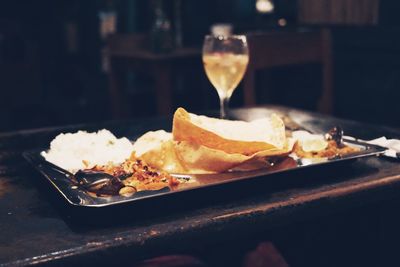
[{"left": 202, "top": 35, "right": 249, "bottom": 119}]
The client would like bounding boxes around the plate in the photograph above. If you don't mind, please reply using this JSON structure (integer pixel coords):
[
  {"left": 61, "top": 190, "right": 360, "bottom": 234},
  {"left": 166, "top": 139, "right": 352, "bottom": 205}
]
[{"left": 23, "top": 138, "right": 385, "bottom": 208}]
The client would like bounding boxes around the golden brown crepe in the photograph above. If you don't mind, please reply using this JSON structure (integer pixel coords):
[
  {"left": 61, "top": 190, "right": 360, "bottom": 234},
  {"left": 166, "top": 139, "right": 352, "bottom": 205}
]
[
  {"left": 172, "top": 107, "right": 285, "bottom": 155},
  {"left": 174, "top": 140, "right": 292, "bottom": 173},
  {"left": 132, "top": 108, "right": 292, "bottom": 174}
]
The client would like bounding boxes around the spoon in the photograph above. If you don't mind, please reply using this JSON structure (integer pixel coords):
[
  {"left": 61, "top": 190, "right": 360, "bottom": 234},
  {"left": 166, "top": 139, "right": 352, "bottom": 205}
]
[
  {"left": 41, "top": 159, "right": 79, "bottom": 184},
  {"left": 74, "top": 169, "right": 125, "bottom": 195},
  {"left": 75, "top": 169, "right": 117, "bottom": 185},
  {"left": 42, "top": 159, "right": 125, "bottom": 195},
  {"left": 83, "top": 176, "right": 125, "bottom": 196}
]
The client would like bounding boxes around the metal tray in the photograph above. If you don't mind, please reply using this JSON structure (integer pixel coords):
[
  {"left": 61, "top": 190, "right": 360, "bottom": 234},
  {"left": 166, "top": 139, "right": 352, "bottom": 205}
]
[{"left": 23, "top": 138, "right": 386, "bottom": 208}]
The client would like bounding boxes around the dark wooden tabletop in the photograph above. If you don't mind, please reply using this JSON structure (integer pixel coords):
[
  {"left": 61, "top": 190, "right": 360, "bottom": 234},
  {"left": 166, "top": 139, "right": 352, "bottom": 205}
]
[{"left": 0, "top": 106, "right": 399, "bottom": 267}]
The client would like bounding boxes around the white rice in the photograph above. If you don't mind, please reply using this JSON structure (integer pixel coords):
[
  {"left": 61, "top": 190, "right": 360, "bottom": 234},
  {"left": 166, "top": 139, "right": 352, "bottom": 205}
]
[{"left": 41, "top": 129, "right": 134, "bottom": 173}]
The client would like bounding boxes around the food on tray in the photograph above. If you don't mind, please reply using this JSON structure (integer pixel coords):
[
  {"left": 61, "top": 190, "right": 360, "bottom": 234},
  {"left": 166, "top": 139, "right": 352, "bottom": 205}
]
[
  {"left": 85, "top": 156, "right": 179, "bottom": 196},
  {"left": 132, "top": 130, "right": 187, "bottom": 173},
  {"left": 291, "top": 131, "right": 359, "bottom": 158},
  {"left": 40, "top": 107, "right": 362, "bottom": 197},
  {"left": 132, "top": 108, "right": 292, "bottom": 174},
  {"left": 41, "top": 129, "right": 133, "bottom": 173},
  {"left": 293, "top": 140, "right": 359, "bottom": 158},
  {"left": 291, "top": 131, "right": 328, "bottom": 153},
  {"left": 41, "top": 129, "right": 180, "bottom": 197}
]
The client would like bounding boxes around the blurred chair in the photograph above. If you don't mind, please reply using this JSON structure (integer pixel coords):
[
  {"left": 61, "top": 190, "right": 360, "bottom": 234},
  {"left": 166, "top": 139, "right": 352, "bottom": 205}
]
[
  {"left": 243, "top": 242, "right": 289, "bottom": 267},
  {"left": 243, "top": 29, "right": 333, "bottom": 114},
  {"left": 105, "top": 34, "right": 201, "bottom": 118},
  {"left": 131, "top": 242, "right": 288, "bottom": 267}
]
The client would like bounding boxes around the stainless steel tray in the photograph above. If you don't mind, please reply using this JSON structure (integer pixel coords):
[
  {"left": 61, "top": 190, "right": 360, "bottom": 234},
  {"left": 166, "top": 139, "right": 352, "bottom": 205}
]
[{"left": 23, "top": 138, "right": 385, "bottom": 208}]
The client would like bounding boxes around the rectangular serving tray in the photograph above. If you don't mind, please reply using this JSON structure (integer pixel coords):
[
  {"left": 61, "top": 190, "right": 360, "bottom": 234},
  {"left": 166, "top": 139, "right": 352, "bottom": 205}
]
[{"left": 23, "top": 138, "right": 386, "bottom": 208}]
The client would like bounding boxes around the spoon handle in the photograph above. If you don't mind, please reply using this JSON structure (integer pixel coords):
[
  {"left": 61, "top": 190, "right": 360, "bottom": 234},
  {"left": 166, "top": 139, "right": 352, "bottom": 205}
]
[{"left": 39, "top": 159, "right": 78, "bottom": 183}]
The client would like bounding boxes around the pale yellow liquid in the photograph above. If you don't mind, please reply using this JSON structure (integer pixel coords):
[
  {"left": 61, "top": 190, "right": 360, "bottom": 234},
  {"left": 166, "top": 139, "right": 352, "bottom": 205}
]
[{"left": 203, "top": 53, "right": 249, "bottom": 98}]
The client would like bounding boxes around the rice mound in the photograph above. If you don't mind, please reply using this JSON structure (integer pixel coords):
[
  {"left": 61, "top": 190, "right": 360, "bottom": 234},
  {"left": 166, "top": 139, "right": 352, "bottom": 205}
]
[{"left": 41, "top": 129, "right": 133, "bottom": 173}]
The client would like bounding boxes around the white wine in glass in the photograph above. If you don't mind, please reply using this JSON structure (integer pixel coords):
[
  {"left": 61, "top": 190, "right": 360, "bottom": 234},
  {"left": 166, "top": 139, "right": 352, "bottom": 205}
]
[{"left": 203, "top": 35, "right": 249, "bottom": 118}]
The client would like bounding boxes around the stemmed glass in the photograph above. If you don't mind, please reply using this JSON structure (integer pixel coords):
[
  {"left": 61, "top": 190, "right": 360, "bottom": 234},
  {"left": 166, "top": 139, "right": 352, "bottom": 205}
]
[{"left": 202, "top": 35, "right": 249, "bottom": 119}]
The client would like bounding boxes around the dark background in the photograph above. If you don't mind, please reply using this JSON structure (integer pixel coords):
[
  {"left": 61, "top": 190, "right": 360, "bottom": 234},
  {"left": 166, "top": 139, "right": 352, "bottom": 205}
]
[
  {"left": 0, "top": 0, "right": 399, "bottom": 131},
  {"left": 2, "top": 2, "right": 400, "bottom": 267}
]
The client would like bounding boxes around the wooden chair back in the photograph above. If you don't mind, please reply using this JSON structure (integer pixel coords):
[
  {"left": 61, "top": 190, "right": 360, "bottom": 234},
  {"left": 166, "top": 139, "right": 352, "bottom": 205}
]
[
  {"left": 243, "top": 29, "right": 333, "bottom": 113},
  {"left": 105, "top": 33, "right": 148, "bottom": 53}
]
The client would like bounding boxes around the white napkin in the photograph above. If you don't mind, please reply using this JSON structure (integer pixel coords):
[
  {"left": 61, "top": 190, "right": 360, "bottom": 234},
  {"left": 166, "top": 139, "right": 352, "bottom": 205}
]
[{"left": 345, "top": 136, "right": 400, "bottom": 158}]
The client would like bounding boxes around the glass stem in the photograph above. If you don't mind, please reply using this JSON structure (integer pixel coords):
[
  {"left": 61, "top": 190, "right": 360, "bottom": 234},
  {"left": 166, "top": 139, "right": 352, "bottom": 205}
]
[{"left": 220, "top": 96, "right": 230, "bottom": 119}]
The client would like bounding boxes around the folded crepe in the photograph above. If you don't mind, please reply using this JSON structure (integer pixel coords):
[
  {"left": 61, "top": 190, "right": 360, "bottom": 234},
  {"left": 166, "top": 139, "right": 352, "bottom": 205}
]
[
  {"left": 172, "top": 108, "right": 286, "bottom": 155},
  {"left": 132, "top": 108, "right": 292, "bottom": 174}
]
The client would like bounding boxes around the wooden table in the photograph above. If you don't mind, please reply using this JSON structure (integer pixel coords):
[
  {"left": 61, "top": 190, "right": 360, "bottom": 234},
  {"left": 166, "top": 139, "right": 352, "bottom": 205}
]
[
  {"left": 108, "top": 46, "right": 201, "bottom": 118},
  {"left": 0, "top": 106, "right": 400, "bottom": 266}
]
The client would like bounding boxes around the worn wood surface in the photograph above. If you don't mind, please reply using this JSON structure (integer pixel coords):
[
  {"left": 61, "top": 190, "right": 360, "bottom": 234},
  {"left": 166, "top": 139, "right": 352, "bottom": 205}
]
[{"left": 0, "top": 106, "right": 399, "bottom": 267}]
